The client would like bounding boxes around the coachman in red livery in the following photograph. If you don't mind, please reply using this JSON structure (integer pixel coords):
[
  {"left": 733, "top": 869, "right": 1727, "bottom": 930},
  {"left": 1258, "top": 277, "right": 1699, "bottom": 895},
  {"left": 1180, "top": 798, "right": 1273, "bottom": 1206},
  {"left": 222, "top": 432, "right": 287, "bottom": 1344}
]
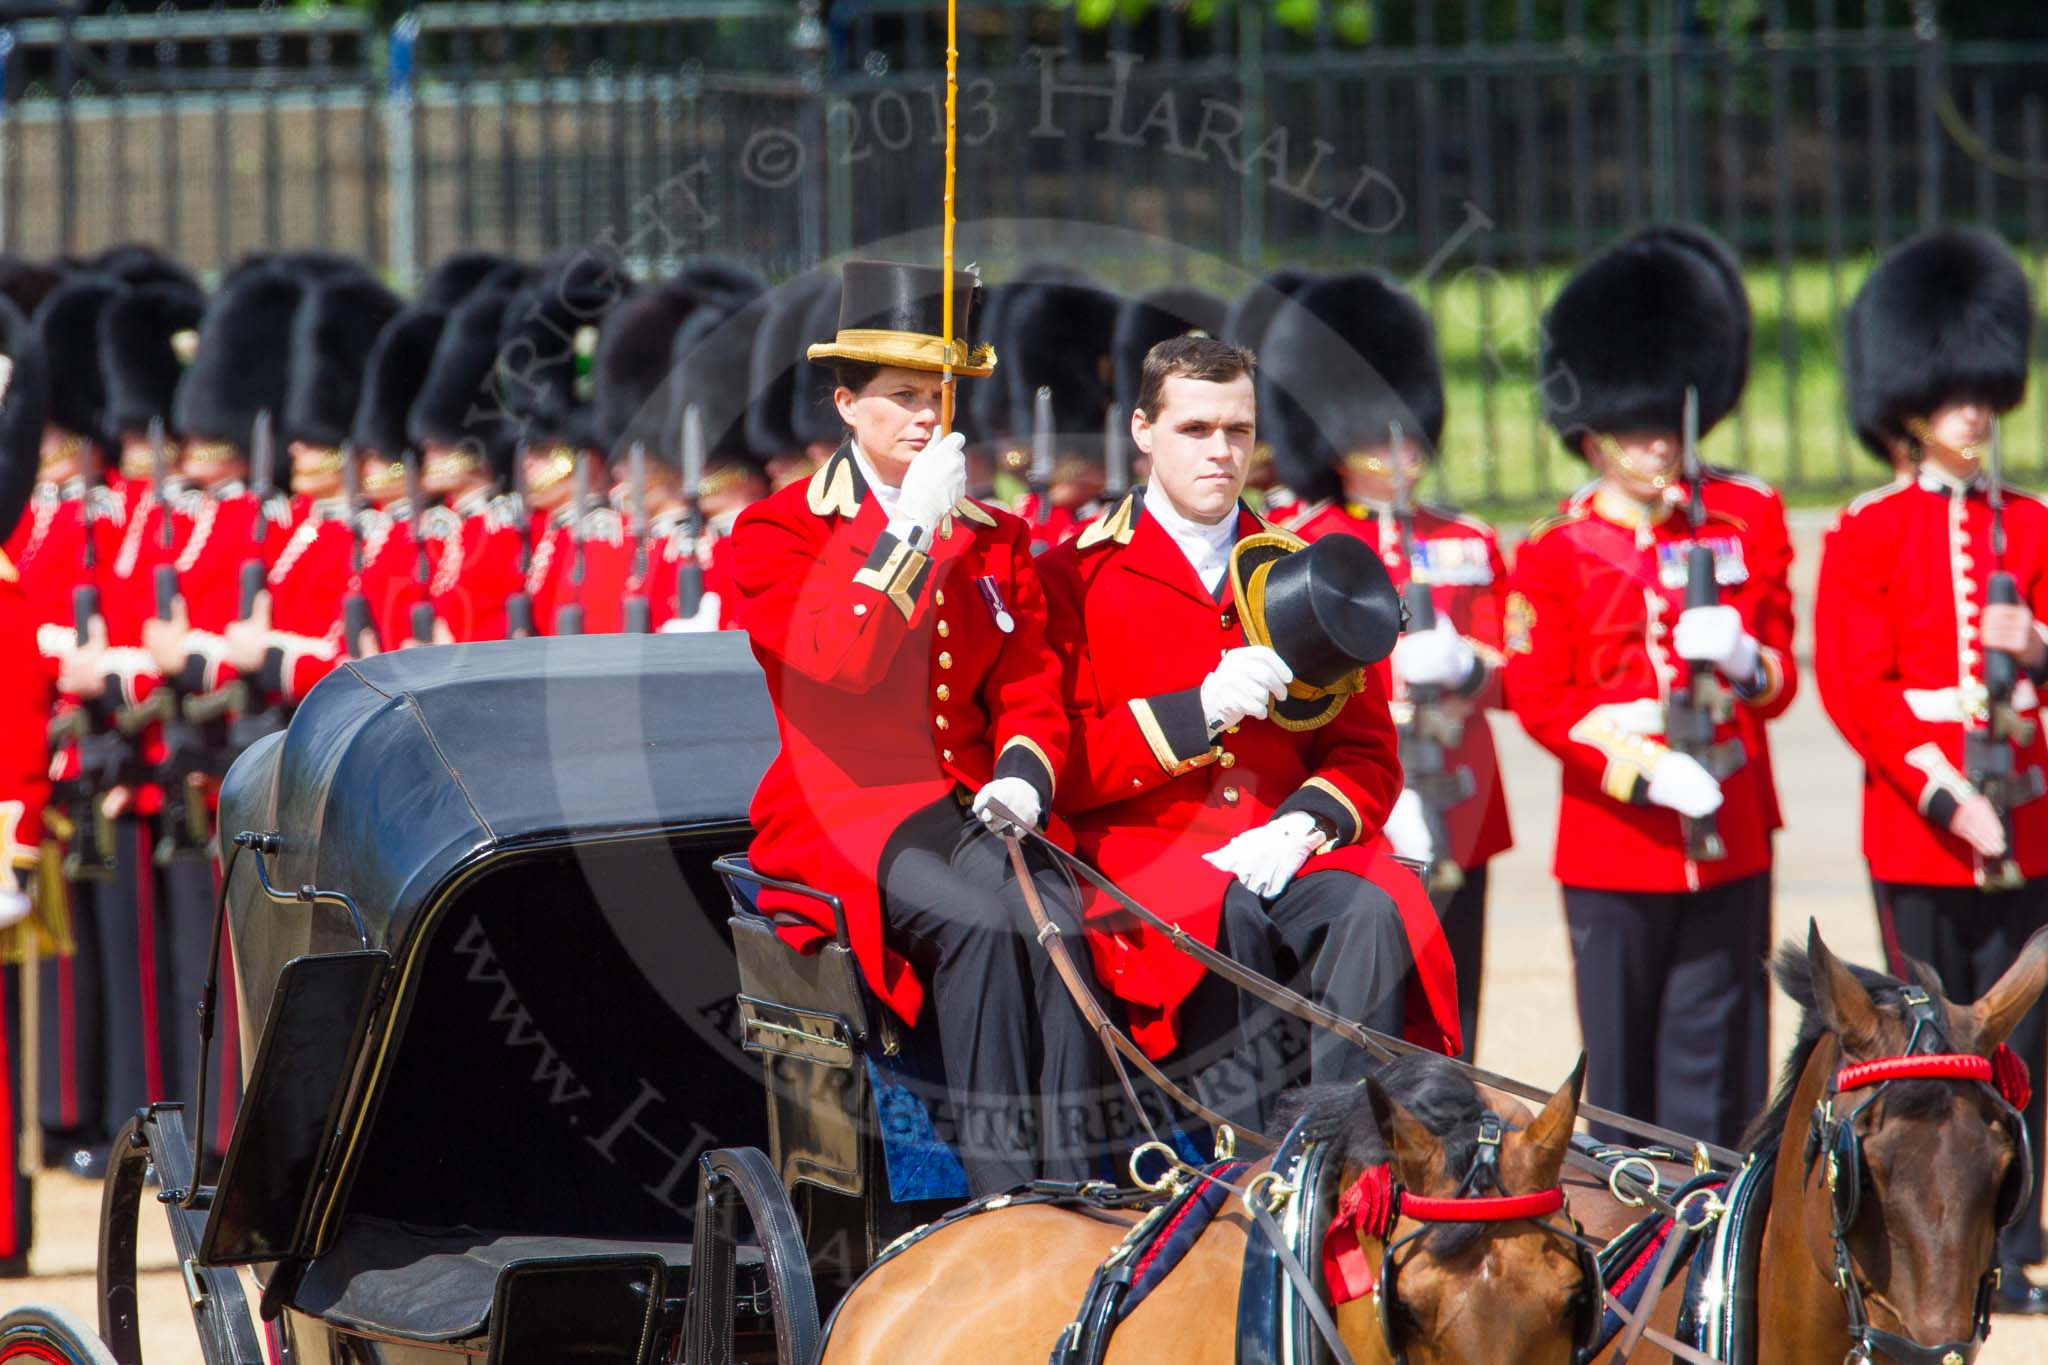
[
  {"left": 730, "top": 260, "right": 1098, "bottom": 1195},
  {"left": 1815, "top": 227, "right": 2048, "bottom": 1308}
]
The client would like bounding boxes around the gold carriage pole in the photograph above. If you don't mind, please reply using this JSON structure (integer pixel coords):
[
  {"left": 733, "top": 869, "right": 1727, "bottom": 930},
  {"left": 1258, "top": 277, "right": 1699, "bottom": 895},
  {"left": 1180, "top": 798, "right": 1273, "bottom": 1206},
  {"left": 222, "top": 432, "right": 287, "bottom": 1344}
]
[{"left": 939, "top": 0, "right": 959, "bottom": 433}]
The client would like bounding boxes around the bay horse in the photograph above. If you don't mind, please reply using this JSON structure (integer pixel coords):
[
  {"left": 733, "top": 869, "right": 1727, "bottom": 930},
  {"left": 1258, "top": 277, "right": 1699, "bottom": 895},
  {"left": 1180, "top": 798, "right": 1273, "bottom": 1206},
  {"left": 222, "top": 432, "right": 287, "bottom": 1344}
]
[
  {"left": 819, "top": 1052, "right": 1598, "bottom": 1365},
  {"left": 1574, "top": 921, "right": 2048, "bottom": 1363}
]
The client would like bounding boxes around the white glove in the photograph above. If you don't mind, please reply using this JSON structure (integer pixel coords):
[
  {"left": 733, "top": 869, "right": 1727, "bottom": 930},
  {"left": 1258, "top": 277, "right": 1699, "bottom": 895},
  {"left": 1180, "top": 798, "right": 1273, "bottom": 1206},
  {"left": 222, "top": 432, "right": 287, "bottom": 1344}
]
[
  {"left": 1202, "top": 810, "right": 1326, "bottom": 898},
  {"left": 1672, "top": 604, "right": 1760, "bottom": 685},
  {"left": 0, "top": 872, "right": 30, "bottom": 931},
  {"left": 657, "top": 591, "right": 723, "bottom": 634},
  {"left": 1381, "top": 789, "right": 1435, "bottom": 864},
  {"left": 1645, "top": 751, "right": 1724, "bottom": 819},
  {"left": 1393, "top": 618, "right": 1476, "bottom": 689},
  {"left": 1200, "top": 646, "right": 1294, "bottom": 733},
  {"left": 971, "top": 776, "right": 1042, "bottom": 836},
  {"left": 892, "top": 430, "right": 968, "bottom": 536}
]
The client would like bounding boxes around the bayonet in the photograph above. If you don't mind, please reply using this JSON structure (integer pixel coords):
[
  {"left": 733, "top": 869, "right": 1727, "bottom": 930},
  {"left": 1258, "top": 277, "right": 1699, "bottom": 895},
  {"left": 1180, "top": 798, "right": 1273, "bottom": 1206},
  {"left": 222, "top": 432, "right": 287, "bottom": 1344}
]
[
  {"left": 503, "top": 444, "right": 535, "bottom": 638},
  {"left": 1388, "top": 421, "right": 1468, "bottom": 897},
  {"left": 1030, "top": 385, "right": 1054, "bottom": 530},
  {"left": 676, "top": 404, "right": 707, "bottom": 621},
  {"left": 624, "top": 441, "right": 652, "bottom": 634},
  {"left": 1667, "top": 385, "right": 1740, "bottom": 863},
  {"left": 1103, "top": 401, "right": 1127, "bottom": 499},
  {"left": 340, "top": 443, "right": 377, "bottom": 656},
  {"left": 1970, "top": 416, "right": 2032, "bottom": 888},
  {"left": 405, "top": 450, "right": 438, "bottom": 646}
]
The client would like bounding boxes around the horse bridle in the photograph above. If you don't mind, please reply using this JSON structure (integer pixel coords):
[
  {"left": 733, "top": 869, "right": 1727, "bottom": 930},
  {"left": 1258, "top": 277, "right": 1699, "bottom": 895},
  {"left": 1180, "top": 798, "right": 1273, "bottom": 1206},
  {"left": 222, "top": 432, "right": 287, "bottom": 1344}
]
[
  {"left": 1321, "top": 1113, "right": 1603, "bottom": 1365},
  {"left": 1800, "top": 987, "right": 2034, "bottom": 1365}
]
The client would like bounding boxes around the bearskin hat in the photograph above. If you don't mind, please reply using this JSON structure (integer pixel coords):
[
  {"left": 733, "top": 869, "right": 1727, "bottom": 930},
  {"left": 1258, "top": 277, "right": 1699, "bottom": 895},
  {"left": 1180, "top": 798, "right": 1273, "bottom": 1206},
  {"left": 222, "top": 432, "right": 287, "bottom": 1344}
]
[
  {"left": 0, "top": 294, "right": 50, "bottom": 544},
  {"left": 287, "top": 275, "right": 404, "bottom": 450},
  {"left": 85, "top": 243, "right": 199, "bottom": 294},
  {"left": 34, "top": 273, "right": 123, "bottom": 447},
  {"left": 1538, "top": 230, "right": 1746, "bottom": 454},
  {"left": 416, "top": 250, "right": 528, "bottom": 313},
  {"left": 99, "top": 280, "right": 206, "bottom": 439},
  {"left": 674, "top": 294, "right": 769, "bottom": 462},
  {"left": 1625, "top": 223, "right": 1752, "bottom": 419},
  {"left": 350, "top": 307, "right": 448, "bottom": 459},
  {"left": 1223, "top": 269, "right": 1314, "bottom": 354},
  {"left": 172, "top": 265, "right": 305, "bottom": 451},
  {"left": 673, "top": 257, "right": 766, "bottom": 315},
  {"left": 496, "top": 251, "right": 637, "bottom": 451},
  {"left": 1113, "top": 286, "right": 1228, "bottom": 417},
  {"left": 0, "top": 257, "right": 65, "bottom": 322},
  {"left": 408, "top": 285, "right": 520, "bottom": 478},
  {"left": 592, "top": 281, "right": 713, "bottom": 458},
  {"left": 998, "top": 279, "right": 1123, "bottom": 446},
  {"left": 747, "top": 272, "right": 839, "bottom": 457},
  {"left": 1844, "top": 228, "right": 2033, "bottom": 462},
  {"left": 791, "top": 278, "right": 847, "bottom": 449},
  {"left": 1261, "top": 272, "right": 1444, "bottom": 503}
]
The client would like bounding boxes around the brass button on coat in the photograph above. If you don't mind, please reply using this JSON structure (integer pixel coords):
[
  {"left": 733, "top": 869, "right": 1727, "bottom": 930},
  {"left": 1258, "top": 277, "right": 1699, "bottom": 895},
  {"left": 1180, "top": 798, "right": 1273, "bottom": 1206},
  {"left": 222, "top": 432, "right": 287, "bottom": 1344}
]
[
  {"left": 937, "top": 620, "right": 950, "bottom": 637},
  {"left": 939, "top": 652, "right": 953, "bottom": 669},
  {"left": 936, "top": 684, "right": 951, "bottom": 701},
  {"left": 1222, "top": 786, "right": 1240, "bottom": 804}
]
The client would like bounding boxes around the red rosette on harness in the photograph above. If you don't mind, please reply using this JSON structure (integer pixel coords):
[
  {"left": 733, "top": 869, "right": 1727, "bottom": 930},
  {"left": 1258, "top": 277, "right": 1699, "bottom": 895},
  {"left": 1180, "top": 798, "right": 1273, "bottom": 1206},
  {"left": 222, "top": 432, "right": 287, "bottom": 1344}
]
[
  {"left": 1323, "top": 1164, "right": 1395, "bottom": 1304},
  {"left": 1993, "top": 1042, "right": 2032, "bottom": 1111}
]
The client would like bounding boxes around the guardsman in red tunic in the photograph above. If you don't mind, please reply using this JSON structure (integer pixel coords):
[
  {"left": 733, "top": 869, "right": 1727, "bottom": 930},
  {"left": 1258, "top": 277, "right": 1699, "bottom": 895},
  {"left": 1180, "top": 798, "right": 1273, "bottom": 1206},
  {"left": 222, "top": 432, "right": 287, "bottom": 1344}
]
[
  {"left": 1039, "top": 335, "right": 1457, "bottom": 1129},
  {"left": 1814, "top": 229, "right": 2048, "bottom": 1307},
  {"left": 1559, "top": 226, "right": 1797, "bottom": 851},
  {"left": 1261, "top": 272, "right": 1512, "bottom": 1060},
  {"left": 0, "top": 300, "right": 53, "bottom": 1272},
  {"left": 410, "top": 285, "right": 526, "bottom": 644},
  {"left": 730, "top": 261, "right": 1096, "bottom": 1194},
  {"left": 1511, "top": 230, "right": 1795, "bottom": 1148}
]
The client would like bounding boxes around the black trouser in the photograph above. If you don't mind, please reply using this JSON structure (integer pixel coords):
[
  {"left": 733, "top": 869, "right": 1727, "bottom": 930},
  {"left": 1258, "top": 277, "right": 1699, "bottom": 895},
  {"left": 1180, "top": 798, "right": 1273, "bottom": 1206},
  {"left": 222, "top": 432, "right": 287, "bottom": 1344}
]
[
  {"left": 1440, "top": 865, "right": 1490, "bottom": 1061},
  {"left": 1876, "top": 877, "right": 2048, "bottom": 1267},
  {"left": 878, "top": 799, "right": 1099, "bottom": 1195},
  {"left": 40, "top": 874, "right": 107, "bottom": 1152},
  {"left": 2, "top": 963, "right": 30, "bottom": 1267},
  {"left": 1563, "top": 874, "right": 1771, "bottom": 1151},
  {"left": 1176, "top": 868, "right": 1412, "bottom": 1133}
]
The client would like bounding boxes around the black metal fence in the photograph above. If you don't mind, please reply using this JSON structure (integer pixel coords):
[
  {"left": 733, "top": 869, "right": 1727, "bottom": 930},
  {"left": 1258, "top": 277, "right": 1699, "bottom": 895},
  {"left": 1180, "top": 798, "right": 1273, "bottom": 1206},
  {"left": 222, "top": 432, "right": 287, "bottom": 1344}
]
[{"left": 4, "top": 0, "right": 2047, "bottom": 507}]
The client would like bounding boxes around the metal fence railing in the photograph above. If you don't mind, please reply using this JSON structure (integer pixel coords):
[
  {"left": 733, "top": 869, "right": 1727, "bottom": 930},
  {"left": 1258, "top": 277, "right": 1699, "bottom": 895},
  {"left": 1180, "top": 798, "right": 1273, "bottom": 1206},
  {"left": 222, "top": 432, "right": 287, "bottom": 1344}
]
[{"left": 2, "top": 1, "right": 2046, "bottom": 509}]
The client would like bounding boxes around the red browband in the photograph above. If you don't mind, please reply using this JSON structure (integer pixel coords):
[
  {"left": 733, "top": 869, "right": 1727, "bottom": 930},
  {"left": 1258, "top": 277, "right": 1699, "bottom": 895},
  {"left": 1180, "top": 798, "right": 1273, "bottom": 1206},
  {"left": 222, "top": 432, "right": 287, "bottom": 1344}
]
[
  {"left": 1835, "top": 1045, "right": 2031, "bottom": 1110},
  {"left": 1323, "top": 1163, "right": 1568, "bottom": 1306}
]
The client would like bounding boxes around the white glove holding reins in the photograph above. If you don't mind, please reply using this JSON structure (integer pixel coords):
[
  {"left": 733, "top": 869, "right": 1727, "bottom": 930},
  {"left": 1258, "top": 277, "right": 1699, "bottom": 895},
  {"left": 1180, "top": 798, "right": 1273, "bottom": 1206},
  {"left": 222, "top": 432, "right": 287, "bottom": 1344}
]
[
  {"left": 971, "top": 776, "right": 1042, "bottom": 836},
  {"left": 1200, "top": 646, "right": 1293, "bottom": 733},
  {"left": 1203, "top": 810, "right": 1326, "bottom": 899},
  {"left": 891, "top": 430, "right": 968, "bottom": 538}
]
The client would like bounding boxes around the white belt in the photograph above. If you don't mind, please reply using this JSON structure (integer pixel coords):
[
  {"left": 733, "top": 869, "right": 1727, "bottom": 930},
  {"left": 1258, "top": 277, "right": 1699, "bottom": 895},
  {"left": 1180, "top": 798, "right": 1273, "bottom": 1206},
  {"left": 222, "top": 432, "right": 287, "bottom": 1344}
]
[
  {"left": 1592, "top": 698, "right": 1666, "bottom": 737},
  {"left": 1905, "top": 679, "right": 2040, "bottom": 724}
]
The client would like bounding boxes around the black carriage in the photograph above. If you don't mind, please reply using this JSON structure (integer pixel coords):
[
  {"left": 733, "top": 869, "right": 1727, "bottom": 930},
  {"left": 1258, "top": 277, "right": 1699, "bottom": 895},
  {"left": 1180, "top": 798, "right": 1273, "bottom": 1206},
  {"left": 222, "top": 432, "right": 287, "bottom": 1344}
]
[{"left": 3, "top": 633, "right": 1084, "bottom": 1365}]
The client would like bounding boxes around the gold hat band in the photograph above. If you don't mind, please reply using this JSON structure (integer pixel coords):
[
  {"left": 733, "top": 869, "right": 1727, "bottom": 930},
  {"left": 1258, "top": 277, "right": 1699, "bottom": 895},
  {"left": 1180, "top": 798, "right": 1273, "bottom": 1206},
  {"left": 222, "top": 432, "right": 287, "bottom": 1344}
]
[{"left": 806, "top": 329, "right": 997, "bottom": 379}]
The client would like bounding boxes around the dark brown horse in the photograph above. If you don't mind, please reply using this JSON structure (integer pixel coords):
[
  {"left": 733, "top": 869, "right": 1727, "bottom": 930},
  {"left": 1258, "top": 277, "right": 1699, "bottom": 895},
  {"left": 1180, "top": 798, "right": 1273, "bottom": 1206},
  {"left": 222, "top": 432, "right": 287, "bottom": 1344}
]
[
  {"left": 1577, "top": 921, "right": 2048, "bottom": 1363},
  {"left": 820, "top": 1052, "right": 1597, "bottom": 1365}
]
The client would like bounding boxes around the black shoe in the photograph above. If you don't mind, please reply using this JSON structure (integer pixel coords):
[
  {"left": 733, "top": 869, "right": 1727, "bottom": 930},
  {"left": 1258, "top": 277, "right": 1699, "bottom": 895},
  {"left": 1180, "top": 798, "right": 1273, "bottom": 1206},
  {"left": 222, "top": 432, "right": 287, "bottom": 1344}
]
[
  {"left": 0, "top": 1252, "right": 28, "bottom": 1278},
  {"left": 1994, "top": 1267, "right": 2048, "bottom": 1315}
]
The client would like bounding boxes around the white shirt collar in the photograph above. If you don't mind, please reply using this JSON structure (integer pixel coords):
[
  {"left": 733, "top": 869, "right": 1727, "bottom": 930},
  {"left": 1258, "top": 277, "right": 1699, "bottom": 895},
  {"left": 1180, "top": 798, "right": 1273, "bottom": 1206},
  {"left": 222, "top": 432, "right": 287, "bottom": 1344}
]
[
  {"left": 849, "top": 440, "right": 901, "bottom": 521},
  {"left": 1144, "top": 477, "right": 1238, "bottom": 593},
  {"left": 1916, "top": 462, "right": 1984, "bottom": 497}
]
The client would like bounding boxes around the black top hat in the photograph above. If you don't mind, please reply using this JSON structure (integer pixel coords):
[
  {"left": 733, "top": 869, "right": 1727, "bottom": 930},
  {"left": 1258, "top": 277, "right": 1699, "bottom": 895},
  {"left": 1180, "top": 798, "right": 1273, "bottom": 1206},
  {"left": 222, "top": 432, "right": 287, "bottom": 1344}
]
[
  {"left": 1260, "top": 271, "right": 1444, "bottom": 503},
  {"left": 288, "top": 275, "right": 404, "bottom": 449},
  {"left": 0, "top": 293, "right": 50, "bottom": 545},
  {"left": 1228, "top": 530, "right": 1405, "bottom": 731},
  {"left": 1845, "top": 228, "right": 2032, "bottom": 463},
  {"left": 806, "top": 260, "right": 994, "bottom": 378}
]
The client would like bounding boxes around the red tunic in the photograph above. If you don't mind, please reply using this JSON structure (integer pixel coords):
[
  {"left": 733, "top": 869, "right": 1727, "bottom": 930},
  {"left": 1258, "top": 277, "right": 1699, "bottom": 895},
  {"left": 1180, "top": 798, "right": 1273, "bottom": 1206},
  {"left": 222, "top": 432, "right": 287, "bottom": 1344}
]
[
  {"left": 1, "top": 551, "right": 53, "bottom": 1260},
  {"left": 730, "top": 444, "right": 1070, "bottom": 1028},
  {"left": 1285, "top": 499, "right": 1514, "bottom": 870},
  {"left": 430, "top": 491, "right": 524, "bottom": 643},
  {"left": 1505, "top": 488, "right": 1796, "bottom": 892},
  {"left": 1814, "top": 473, "right": 2048, "bottom": 885},
  {"left": 1037, "top": 493, "right": 1458, "bottom": 1060},
  {"left": 1566, "top": 467, "right": 1793, "bottom": 834}
]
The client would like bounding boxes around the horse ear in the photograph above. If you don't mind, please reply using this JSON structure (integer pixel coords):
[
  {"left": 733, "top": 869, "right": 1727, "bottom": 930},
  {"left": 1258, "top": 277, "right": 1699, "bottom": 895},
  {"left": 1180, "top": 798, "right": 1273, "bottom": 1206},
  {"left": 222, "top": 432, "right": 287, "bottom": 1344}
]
[
  {"left": 1806, "top": 920, "right": 1882, "bottom": 1056},
  {"left": 1367, "top": 1074, "right": 1447, "bottom": 1192},
  {"left": 1969, "top": 926, "right": 2048, "bottom": 1050},
  {"left": 1515, "top": 1054, "right": 1585, "bottom": 1190}
]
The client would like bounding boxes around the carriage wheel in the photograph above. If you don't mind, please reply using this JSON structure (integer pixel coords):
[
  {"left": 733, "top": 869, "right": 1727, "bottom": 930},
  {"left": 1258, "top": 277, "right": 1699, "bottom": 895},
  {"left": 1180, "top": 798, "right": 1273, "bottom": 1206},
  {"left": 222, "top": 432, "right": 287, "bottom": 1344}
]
[{"left": 0, "top": 1306, "right": 120, "bottom": 1365}]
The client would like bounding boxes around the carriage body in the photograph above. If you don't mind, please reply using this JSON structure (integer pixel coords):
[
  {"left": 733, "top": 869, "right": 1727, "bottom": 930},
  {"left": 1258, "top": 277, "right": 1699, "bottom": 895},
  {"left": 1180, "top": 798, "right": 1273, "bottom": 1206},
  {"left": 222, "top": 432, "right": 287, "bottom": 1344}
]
[{"left": 166, "top": 635, "right": 785, "bottom": 1364}]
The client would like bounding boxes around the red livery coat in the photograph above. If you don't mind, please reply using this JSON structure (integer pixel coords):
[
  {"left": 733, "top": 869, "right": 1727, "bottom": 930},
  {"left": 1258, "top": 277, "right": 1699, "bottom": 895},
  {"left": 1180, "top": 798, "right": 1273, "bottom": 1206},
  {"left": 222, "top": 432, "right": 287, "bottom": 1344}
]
[
  {"left": 1, "top": 550, "right": 53, "bottom": 1260},
  {"left": 1814, "top": 473, "right": 2048, "bottom": 885},
  {"left": 730, "top": 444, "right": 1070, "bottom": 1028},
  {"left": 1286, "top": 499, "right": 1514, "bottom": 870},
  {"left": 1567, "top": 467, "right": 1793, "bottom": 834},
  {"left": 1505, "top": 488, "right": 1797, "bottom": 892},
  {"left": 1037, "top": 492, "right": 1458, "bottom": 1060}
]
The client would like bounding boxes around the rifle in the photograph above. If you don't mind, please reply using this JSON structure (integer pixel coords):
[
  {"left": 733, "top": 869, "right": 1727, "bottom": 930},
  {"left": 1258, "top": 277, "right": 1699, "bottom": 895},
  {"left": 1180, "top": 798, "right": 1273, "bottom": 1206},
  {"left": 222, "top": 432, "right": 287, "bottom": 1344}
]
[
  {"left": 676, "top": 404, "right": 707, "bottom": 622},
  {"left": 404, "top": 451, "right": 439, "bottom": 646},
  {"left": 47, "top": 473, "right": 117, "bottom": 879},
  {"left": 1028, "top": 384, "right": 1054, "bottom": 550},
  {"left": 192, "top": 411, "right": 284, "bottom": 742},
  {"left": 1966, "top": 417, "right": 2038, "bottom": 889},
  {"left": 502, "top": 445, "right": 535, "bottom": 638},
  {"left": 114, "top": 419, "right": 181, "bottom": 741},
  {"left": 1664, "top": 386, "right": 1744, "bottom": 862},
  {"left": 1389, "top": 421, "right": 1471, "bottom": 897},
  {"left": 1102, "top": 401, "right": 1128, "bottom": 501},
  {"left": 624, "top": 441, "right": 652, "bottom": 634},
  {"left": 340, "top": 443, "right": 377, "bottom": 657},
  {"left": 553, "top": 456, "right": 590, "bottom": 636}
]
